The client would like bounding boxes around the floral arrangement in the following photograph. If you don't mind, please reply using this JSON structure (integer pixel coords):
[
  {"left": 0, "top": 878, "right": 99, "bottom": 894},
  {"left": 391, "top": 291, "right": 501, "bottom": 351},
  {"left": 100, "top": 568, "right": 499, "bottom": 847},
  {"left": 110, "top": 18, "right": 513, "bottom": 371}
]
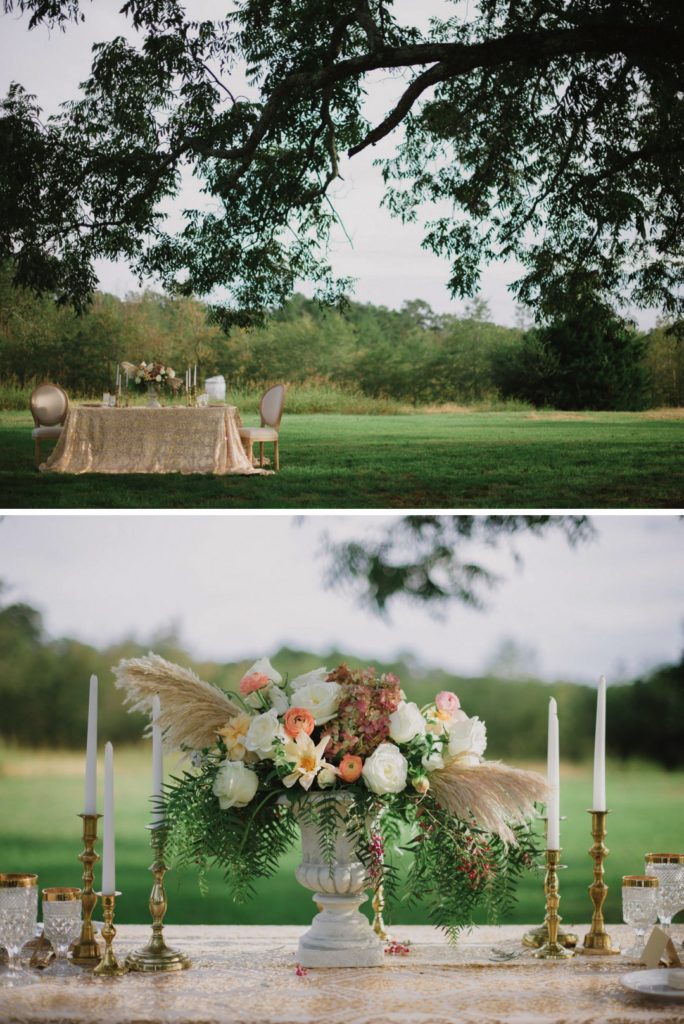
[
  {"left": 114, "top": 654, "right": 546, "bottom": 937},
  {"left": 121, "top": 360, "right": 180, "bottom": 391}
]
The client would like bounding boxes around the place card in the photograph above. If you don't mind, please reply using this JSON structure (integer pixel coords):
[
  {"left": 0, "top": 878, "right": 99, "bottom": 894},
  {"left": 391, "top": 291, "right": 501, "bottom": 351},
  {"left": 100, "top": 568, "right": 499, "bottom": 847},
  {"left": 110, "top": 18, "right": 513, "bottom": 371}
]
[{"left": 640, "top": 926, "right": 683, "bottom": 968}]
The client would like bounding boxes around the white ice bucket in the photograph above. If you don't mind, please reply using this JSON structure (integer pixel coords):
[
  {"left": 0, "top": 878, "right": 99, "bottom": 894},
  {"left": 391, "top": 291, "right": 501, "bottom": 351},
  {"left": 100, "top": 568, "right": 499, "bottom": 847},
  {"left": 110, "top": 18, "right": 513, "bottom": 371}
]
[{"left": 204, "top": 375, "right": 226, "bottom": 401}]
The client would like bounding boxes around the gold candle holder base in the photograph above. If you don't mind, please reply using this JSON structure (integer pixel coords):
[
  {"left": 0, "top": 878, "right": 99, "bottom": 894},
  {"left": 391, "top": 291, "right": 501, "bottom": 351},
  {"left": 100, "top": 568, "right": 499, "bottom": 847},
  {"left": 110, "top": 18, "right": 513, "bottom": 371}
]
[
  {"left": 93, "top": 892, "right": 127, "bottom": 977},
  {"left": 522, "top": 923, "right": 578, "bottom": 949},
  {"left": 71, "top": 813, "right": 103, "bottom": 966},
  {"left": 371, "top": 884, "right": 391, "bottom": 943},
  {"left": 523, "top": 814, "right": 578, "bottom": 949},
  {"left": 125, "top": 827, "right": 191, "bottom": 973},
  {"left": 534, "top": 849, "right": 574, "bottom": 960},
  {"left": 578, "top": 809, "right": 620, "bottom": 956}
]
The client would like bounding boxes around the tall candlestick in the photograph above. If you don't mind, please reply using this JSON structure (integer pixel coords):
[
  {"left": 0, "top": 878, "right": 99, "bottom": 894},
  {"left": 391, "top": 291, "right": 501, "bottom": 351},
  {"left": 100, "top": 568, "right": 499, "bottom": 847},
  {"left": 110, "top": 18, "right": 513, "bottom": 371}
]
[
  {"left": 592, "top": 675, "right": 606, "bottom": 812},
  {"left": 152, "top": 696, "right": 164, "bottom": 826},
  {"left": 84, "top": 675, "right": 98, "bottom": 815},
  {"left": 102, "top": 742, "right": 116, "bottom": 894},
  {"left": 547, "top": 698, "right": 560, "bottom": 849},
  {"left": 194, "top": 364, "right": 197, "bottom": 386}
]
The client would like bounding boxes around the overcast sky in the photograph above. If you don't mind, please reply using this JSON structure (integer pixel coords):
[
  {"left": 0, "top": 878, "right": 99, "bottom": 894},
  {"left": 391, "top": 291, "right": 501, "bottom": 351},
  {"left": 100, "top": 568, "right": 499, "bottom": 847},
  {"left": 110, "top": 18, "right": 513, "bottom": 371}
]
[
  {"left": 1, "top": 514, "right": 681, "bottom": 683},
  {"left": 0, "top": 2, "right": 658, "bottom": 329}
]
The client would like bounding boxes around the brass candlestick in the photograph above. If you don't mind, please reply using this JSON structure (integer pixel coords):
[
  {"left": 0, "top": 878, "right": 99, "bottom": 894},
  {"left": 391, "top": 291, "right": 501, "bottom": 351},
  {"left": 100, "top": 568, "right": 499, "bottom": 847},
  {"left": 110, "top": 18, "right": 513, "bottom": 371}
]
[
  {"left": 93, "top": 892, "right": 127, "bottom": 976},
  {"left": 534, "top": 849, "right": 574, "bottom": 960},
  {"left": 71, "top": 813, "right": 103, "bottom": 966},
  {"left": 125, "top": 827, "right": 191, "bottom": 973},
  {"left": 523, "top": 816, "right": 577, "bottom": 949},
  {"left": 579, "top": 809, "right": 620, "bottom": 955}
]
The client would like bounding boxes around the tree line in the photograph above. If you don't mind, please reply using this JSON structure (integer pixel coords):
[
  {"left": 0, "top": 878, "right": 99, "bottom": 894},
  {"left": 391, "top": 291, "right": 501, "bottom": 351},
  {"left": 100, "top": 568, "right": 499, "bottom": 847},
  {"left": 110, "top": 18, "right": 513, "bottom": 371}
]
[
  {"left": 0, "top": 264, "right": 681, "bottom": 409},
  {"left": 1, "top": 595, "right": 681, "bottom": 769}
]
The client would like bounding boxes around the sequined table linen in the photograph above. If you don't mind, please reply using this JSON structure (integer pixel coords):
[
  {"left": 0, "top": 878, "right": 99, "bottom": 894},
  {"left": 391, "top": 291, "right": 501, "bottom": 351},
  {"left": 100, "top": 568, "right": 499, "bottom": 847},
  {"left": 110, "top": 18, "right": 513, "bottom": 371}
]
[
  {"left": 2, "top": 924, "right": 682, "bottom": 1024},
  {"left": 40, "top": 406, "right": 263, "bottom": 475}
]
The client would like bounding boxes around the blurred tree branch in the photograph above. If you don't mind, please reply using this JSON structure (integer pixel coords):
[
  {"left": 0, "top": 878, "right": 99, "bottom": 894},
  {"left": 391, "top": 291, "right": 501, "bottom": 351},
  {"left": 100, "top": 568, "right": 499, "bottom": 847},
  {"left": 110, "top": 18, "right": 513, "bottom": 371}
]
[{"left": 324, "top": 515, "right": 593, "bottom": 614}]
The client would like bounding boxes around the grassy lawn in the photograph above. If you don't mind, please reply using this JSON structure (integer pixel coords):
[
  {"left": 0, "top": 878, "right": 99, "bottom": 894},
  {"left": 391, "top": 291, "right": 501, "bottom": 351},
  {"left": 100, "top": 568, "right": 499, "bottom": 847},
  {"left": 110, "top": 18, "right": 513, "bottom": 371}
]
[
  {"left": 1, "top": 747, "right": 682, "bottom": 929},
  {"left": 1, "top": 408, "right": 682, "bottom": 508}
]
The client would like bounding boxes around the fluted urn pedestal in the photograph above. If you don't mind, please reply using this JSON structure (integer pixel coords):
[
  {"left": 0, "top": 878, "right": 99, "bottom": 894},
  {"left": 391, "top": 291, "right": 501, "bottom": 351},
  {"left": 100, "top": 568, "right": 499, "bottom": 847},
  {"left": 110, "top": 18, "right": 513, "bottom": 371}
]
[{"left": 291, "top": 794, "right": 384, "bottom": 968}]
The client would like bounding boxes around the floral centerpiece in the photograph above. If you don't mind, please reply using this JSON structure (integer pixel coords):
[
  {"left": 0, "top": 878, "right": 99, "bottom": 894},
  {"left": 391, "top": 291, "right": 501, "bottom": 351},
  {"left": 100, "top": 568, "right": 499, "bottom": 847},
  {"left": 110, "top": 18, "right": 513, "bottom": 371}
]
[
  {"left": 121, "top": 361, "right": 181, "bottom": 406},
  {"left": 115, "top": 653, "right": 546, "bottom": 962}
]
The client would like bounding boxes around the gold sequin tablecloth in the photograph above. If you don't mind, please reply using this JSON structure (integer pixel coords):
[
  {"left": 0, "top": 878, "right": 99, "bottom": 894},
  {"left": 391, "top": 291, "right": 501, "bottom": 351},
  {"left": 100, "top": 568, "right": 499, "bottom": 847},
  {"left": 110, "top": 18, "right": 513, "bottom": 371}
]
[
  {"left": 40, "top": 406, "right": 265, "bottom": 475},
  {"left": 2, "top": 924, "right": 683, "bottom": 1024}
]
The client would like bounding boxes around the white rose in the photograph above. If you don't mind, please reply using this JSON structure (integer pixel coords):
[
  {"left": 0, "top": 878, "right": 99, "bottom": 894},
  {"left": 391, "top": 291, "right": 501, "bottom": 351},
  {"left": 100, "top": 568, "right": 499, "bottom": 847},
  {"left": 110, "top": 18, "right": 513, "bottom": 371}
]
[
  {"left": 422, "top": 747, "right": 445, "bottom": 772},
  {"left": 245, "top": 657, "right": 282, "bottom": 686},
  {"left": 388, "top": 701, "right": 426, "bottom": 744},
  {"left": 290, "top": 667, "right": 328, "bottom": 691},
  {"left": 155, "top": 374, "right": 162, "bottom": 382},
  {"left": 447, "top": 716, "right": 487, "bottom": 762},
  {"left": 291, "top": 680, "right": 342, "bottom": 725},
  {"left": 212, "top": 761, "right": 259, "bottom": 809},
  {"left": 167, "top": 368, "right": 175, "bottom": 378},
  {"left": 362, "top": 742, "right": 408, "bottom": 795},
  {"left": 244, "top": 709, "right": 283, "bottom": 759}
]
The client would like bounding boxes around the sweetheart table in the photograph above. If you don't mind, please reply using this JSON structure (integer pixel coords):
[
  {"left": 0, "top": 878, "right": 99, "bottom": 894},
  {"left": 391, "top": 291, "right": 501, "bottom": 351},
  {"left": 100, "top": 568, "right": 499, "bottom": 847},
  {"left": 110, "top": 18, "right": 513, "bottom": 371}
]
[
  {"left": 2, "top": 924, "right": 681, "bottom": 1024},
  {"left": 39, "top": 406, "right": 266, "bottom": 475}
]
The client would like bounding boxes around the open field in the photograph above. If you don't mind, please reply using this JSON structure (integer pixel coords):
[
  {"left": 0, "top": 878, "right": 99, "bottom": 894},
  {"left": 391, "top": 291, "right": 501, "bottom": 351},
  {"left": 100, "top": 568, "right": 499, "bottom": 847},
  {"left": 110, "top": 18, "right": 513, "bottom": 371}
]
[
  {"left": 1, "top": 747, "right": 682, "bottom": 929},
  {"left": 1, "top": 408, "right": 682, "bottom": 508}
]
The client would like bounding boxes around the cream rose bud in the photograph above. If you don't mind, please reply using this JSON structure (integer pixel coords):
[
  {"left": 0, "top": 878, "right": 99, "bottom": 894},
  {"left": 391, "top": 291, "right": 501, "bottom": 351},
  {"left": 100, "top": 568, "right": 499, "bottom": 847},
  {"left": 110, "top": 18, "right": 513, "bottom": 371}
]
[
  {"left": 291, "top": 680, "right": 342, "bottom": 725},
  {"left": 290, "top": 667, "right": 328, "bottom": 691},
  {"left": 362, "top": 742, "right": 408, "bottom": 795},
  {"left": 388, "top": 701, "right": 426, "bottom": 744},
  {"left": 447, "top": 716, "right": 487, "bottom": 761},
  {"left": 212, "top": 761, "right": 259, "bottom": 809},
  {"left": 245, "top": 656, "right": 282, "bottom": 685},
  {"left": 317, "top": 765, "right": 338, "bottom": 789},
  {"left": 244, "top": 709, "right": 283, "bottom": 759}
]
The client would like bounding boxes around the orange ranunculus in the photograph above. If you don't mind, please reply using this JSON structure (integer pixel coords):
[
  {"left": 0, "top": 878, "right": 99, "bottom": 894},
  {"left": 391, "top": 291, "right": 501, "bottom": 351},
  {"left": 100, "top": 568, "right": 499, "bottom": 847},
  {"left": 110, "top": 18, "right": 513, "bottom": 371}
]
[
  {"left": 239, "top": 672, "right": 271, "bottom": 695},
  {"left": 283, "top": 707, "right": 315, "bottom": 739},
  {"left": 338, "top": 754, "right": 363, "bottom": 783}
]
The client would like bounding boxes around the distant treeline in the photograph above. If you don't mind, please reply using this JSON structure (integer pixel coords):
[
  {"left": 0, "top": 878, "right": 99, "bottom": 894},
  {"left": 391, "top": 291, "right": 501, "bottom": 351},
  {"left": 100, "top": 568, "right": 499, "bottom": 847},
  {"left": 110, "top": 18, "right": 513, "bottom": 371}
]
[
  {"left": 1, "top": 597, "right": 682, "bottom": 768},
  {"left": 0, "top": 263, "right": 681, "bottom": 409}
]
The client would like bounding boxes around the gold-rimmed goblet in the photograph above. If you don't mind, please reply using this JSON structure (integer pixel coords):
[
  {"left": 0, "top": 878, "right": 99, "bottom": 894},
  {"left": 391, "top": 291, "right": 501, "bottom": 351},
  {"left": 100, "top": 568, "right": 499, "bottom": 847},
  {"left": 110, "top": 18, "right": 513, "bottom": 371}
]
[
  {"left": 42, "top": 888, "right": 82, "bottom": 975},
  {"left": 644, "top": 853, "right": 684, "bottom": 931},
  {"left": 0, "top": 874, "right": 39, "bottom": 987}
]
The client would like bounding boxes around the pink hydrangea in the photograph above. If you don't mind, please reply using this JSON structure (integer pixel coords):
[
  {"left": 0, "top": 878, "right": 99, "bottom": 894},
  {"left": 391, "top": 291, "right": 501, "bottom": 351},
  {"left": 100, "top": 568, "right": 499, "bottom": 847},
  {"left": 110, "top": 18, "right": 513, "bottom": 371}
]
[{"left": 239, "top": 672, "right": 271, "bottom": 695}]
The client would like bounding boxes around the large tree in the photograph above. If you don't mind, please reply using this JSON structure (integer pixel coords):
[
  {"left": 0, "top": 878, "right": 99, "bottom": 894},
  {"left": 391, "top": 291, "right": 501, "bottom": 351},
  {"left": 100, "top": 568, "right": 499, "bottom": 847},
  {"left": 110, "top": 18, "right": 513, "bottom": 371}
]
[{"left": 1, "top": 0, "right": 683, "bottom": 324}]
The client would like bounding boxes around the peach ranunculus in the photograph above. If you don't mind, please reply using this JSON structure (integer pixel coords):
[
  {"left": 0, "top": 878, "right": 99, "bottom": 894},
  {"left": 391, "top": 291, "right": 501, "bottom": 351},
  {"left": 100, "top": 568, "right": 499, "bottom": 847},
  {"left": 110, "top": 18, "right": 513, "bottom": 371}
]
[
  {"left": 239, "top": 672, "right": 271, "bottom": 696},
  {"left": 338, "top": 754, "right": 363, "bottom": 783},
  {"left": 283, "top": 707, "right": 315, "bottom": 739},
  {"left": 435, "top": 691, "right": 461, "bottom": 719}
]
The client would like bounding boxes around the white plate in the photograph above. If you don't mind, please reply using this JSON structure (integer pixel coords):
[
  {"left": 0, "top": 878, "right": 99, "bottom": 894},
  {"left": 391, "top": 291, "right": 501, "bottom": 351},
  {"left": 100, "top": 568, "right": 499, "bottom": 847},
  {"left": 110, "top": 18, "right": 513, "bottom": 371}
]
[{"left": 621, "top": 969, "right": 684, "bottom": 1001}]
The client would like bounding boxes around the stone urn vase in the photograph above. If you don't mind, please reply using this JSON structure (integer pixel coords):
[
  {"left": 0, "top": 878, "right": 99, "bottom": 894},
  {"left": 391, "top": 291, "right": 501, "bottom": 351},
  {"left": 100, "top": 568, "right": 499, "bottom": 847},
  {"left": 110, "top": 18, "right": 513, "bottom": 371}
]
[
  {"left": 290, "top": 793, "right": 384, "bottom": 968},
  {"left": 146, "top": 383, "right": 162, "bottom": 408}
]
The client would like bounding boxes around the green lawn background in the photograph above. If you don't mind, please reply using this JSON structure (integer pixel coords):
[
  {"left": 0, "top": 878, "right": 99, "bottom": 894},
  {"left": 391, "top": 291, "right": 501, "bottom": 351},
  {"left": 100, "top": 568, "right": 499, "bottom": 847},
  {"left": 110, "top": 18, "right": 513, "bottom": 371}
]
[
  {"left": 2, "top": 408, "right": 682, "bottom": 507},
  {"left": 1, "top": 747, "right": 682, "bottom": 929}
]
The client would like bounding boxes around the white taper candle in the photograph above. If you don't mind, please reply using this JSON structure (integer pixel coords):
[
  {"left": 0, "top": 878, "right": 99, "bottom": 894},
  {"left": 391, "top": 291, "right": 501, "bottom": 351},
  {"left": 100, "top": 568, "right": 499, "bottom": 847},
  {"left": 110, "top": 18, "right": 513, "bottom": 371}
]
[
  {"left": 84, "top": 675, "right": 98, "bottom": 815},
  {"left": 102, "top": 742, "right": 116, "bottom": 894},
  {"left": 547, "top": 697, "right": 560, "bottom": 849},
  {"left": 592, "top": 675, "right": 607, "bottom": 811},
  {"left": 152, "top": 695, "right": 164, "bottom": 826}
]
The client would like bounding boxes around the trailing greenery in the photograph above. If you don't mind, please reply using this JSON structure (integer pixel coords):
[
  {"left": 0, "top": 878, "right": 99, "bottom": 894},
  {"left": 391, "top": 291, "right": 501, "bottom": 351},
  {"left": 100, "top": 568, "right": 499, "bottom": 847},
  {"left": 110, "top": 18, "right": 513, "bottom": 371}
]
[
  {"left": 164, "top": 752, "right": 299, "bottom": 901},
  {"left": 163, "top": 754, "right": 540, "bottom": 938}
]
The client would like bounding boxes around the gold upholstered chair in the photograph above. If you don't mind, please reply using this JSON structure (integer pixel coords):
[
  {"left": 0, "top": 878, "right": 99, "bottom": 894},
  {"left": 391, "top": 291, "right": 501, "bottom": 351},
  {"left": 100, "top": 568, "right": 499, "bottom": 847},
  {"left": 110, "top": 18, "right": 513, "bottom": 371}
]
[
  {"left": 30, "top": 383, "right": 69, "bottom": 466},
  {"left": 238, "top": 384, "right": 285, "bottom": 470}
]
